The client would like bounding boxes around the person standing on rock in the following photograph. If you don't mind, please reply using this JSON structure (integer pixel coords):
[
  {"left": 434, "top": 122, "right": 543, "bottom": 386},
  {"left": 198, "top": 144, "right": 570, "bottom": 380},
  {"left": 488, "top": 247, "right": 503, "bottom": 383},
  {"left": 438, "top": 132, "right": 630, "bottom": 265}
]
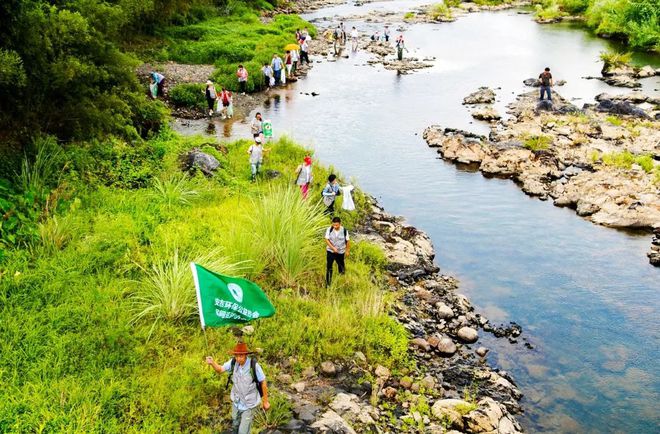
[
  {"left": 325, "top": 216, "right": 350, "bottom": 286},
  {"left": 271, "top": 54, "right": 284, "bottom": 85},
  {"left": 340, "top": 22, "right": 347, "bottom": 45},
  {"left": 204, "top": 80, "right": 217, "bottom": 117},
  {"left": 290, "top": 48, "right": 299, "bottom": 76},
  {"left": 395, "top": 35, "right": 406, "bottom": 61},
  {"left": 294, "top": 155, "right": 313, "bottom": 199},
  {"left": 300, "top": 38, "right": 310, "bottom": 65},
  {"left": 384, "top": 25, "right": 390, "bottom": 42},
  {"left": 350, "top": 27, "right": 359, "bottom": 52},
  {"left": 538, "top": 67, "right": 553, "bottom": 101},
  {"left": 251, "top": 112, "right": 263, "bottom": 139},
  {"left": 322, "top": 174, "right": 341, "bottom": 215},
  {"left": 206, "top": 342, "right": 270, "bottom": 434},
  {"left": 237, "top": 65, "right": 249, "bottom": 95}
]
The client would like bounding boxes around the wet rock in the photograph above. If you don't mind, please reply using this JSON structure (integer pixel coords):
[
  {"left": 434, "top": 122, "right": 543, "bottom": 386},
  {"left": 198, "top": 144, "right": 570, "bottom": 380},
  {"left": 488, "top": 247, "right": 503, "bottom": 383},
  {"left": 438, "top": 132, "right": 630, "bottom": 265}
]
[
  {"left": 182, "top": 149, "right": 220, "bottom": 175},
  {"left": 604, "top": 75, "right": 641, "bottom": 88},
  {"left": 281, "top": 419, "right": 305, "bottom": 432},
  {"left": 595, "top": 99, "right": 650, "bottom": 119},
  {"left": 457, "top": 326, "right": 479, "bottom": 343},
  {"left": 320, "top": 361, "right": 337, "bottom": 377},
  {"left": 294, "top": 403, "right": 321, "bottom": 424},
  {"left": 382, "top": 386, "right": 397, "bottom": 399},
  {"left": 436, "top": 337, "right": 458, "bottom": 356},
  {"left": 471, "top": 106, "right": 501, "bottom": 121},
  {"left": 637, "top": 65, "right": 656, "bottom": 78},
  {"left": 436, "top": 302, "right": 455, "bottom": 319},
  {"left": 311, "top": 409, "right": 357, "bottom": 434},
  {"left": 536, "top": 99, "right": 554, "bottom": 112},
  {"left": 265, "top": 169, "right": 282, "bottom": 179},
  {"left": 463, "top": 87, "right": 496, "bottom": 104},
  {"left": 410, "top": 337, "right": 431, "bottom": 351},
  {"left": 476, "top": 347, "right": 489, "bottom": 357},
  {"left": 375, "top": 365, "right": 390, "bottom": 379}
]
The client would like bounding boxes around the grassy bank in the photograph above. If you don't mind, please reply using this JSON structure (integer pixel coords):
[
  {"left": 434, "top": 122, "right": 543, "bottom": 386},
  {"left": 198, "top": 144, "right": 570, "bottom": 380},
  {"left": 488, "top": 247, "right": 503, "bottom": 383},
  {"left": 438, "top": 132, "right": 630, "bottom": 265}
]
[
  {"left": 533, "top": 0, "right": 660, "bottom": 52},
  {"left": 0, "top": 131, "right": 409, "bottom": 432}
]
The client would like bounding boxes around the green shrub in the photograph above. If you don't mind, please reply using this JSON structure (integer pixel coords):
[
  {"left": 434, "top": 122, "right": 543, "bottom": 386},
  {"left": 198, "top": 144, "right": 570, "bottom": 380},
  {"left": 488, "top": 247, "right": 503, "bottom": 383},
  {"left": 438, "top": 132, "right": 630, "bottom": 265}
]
[
  {"left": 601, "top": 150, "right": 635, "bottom": 169},
  {"left": 634, "top": 154, "right": 654, "bottom": 173},
  {"left": 446, "top": 0, "right": 462, "bottom": 6},
  {"left": 605, "top": 115, "right": 623, "bottom": 126},
  {"left": 599, "top": 50, "right": 632, "bottom": 68},
  {"left": 404, "top": 11, "right": 416, "bottom": 19},
  {"left": 428, "top": 3, "right": 453, "bottom": 20},
  {"left": 560, "top": 0, "right": 589, "bottom": 14},
  {"left": 523, "top": 135, "right": 553, "bottom": 151},
  {"left": 535, "top": 1, "right": 566, "bottom": 20},
  {"left": 151, "top": 175, "right": 199, "bottom": 207},
  {"left": 168, "top": 83, "right": 207, "bottom": 109}
]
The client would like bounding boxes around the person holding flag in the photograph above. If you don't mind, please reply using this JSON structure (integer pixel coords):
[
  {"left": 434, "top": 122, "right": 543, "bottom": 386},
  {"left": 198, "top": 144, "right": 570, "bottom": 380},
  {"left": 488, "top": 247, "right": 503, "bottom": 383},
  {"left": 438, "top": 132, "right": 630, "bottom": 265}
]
[
  {"left": 191, "top": 262, "right": 276, "bottom": 432},
  {"left": 206, "top": 342, "right": 270, "bottom": 434}
]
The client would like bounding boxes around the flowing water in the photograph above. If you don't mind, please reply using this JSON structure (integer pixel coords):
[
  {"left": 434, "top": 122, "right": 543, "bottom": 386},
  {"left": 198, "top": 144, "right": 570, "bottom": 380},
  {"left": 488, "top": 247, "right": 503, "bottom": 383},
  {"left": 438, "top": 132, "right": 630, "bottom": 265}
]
[{"left": 174, "top": 3, "right": 660, "bottom": 432}]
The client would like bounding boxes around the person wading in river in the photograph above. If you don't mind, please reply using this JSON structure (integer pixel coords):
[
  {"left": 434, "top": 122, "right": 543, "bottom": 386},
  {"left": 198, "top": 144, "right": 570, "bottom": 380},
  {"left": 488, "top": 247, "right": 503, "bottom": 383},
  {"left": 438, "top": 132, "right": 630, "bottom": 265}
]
[
  {"left": 395, "top": 35, "right": 407, "bottom": 61},
  {"left": 204, "top": 80, "right": 217, "bottom": 117},
  {"left": 325, "top": 216, "right": 350, "bottom": 286},
  {"left": 538, "top": 67, "right": 553, "bottom": 101},
  {"left": 206, "top": 342, "right": 270, "bottom": 434}
]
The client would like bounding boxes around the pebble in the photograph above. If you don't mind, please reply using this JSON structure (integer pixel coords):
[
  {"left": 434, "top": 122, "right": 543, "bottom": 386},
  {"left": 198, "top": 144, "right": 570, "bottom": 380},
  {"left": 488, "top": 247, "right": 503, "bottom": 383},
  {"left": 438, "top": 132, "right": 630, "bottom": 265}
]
[{"left": 320, "top": 361, "right": 337, "bottom": 377}]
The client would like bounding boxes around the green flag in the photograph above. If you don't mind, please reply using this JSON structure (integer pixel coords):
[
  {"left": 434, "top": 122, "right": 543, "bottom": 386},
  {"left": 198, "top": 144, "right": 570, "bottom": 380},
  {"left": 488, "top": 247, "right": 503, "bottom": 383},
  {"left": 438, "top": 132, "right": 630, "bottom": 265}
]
[{"left": 190, "top": 262, "right": 275, "bottom": 328}]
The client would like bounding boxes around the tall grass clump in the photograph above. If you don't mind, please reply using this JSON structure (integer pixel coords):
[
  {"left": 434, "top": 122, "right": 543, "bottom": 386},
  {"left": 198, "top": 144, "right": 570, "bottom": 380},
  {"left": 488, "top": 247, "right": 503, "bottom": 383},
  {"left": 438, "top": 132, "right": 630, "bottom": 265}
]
[
  {"left": 599, "top": 50, "right": 632, "bottom": 69},
  {"left": 523, "top": 134, "right": 553, "bottom": 151},
  {"left": 151, "top": 174, "right": 199, "bottom": 207},
  {"left": 17, "top": 136, "right": 63, "bottom": 197},
  {"left": 249, "top": 185, "right": 327, "bottom": 288},
  {"left": 599, "top": 151, "right": 655, "bottom": 171},
  {"left": 131, "top": 248, "right": 246, "bottom": 329}
]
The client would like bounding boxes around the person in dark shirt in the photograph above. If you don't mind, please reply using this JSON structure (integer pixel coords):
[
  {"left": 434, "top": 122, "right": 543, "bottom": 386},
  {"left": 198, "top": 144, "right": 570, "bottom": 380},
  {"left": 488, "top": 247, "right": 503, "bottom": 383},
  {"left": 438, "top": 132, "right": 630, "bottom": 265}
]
[{"left": 539, "top": 67, "right": 553, "bottom": 101}]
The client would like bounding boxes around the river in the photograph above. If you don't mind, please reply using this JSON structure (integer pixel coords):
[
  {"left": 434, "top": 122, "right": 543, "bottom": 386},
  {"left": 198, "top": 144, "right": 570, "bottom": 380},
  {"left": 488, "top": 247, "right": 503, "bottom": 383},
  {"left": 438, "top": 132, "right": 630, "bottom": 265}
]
[{"left": 174, "top": 2, "right": 660, "bottom": 432}]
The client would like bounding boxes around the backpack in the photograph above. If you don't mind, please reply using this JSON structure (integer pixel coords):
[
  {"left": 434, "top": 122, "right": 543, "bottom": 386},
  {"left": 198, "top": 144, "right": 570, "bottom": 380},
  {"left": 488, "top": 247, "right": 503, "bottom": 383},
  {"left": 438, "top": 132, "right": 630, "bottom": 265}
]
[
  {"left": 321, "top": 183, "right": 341, "bottom": 199},
  {"left": 328, "top": 226, "right": 348, "bottom": 240},
  {"left": 222, "top": 91, "right": 231, "bottom": 104},
  {"left": 225, "top": 357, "right": 264, "bottom": 397}
]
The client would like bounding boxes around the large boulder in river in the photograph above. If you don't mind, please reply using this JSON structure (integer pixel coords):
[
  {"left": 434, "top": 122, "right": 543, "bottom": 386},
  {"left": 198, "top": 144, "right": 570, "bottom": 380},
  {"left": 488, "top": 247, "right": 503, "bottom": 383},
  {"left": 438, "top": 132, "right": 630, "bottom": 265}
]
[
  {"left": 182, "top": 149, "right": 220, "bottom": 175},
  {"left": 463, "top": 87, "right": 496, "bottom": 104},
  {"left": 471, "top": 106, "right": 501, "bottom": 121},
  {"left": 595, "top": 100, "right": 650, "bottom": 119}
]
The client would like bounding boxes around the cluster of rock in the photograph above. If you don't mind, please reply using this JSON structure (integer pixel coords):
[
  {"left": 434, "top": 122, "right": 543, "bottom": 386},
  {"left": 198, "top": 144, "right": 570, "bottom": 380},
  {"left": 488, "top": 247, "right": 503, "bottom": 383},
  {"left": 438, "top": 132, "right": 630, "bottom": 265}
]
[
  {"left": 424, "top": 89, "right": 660, "bottom": 266},
  {"left": 584, "top": 63, "right": 660, "bottom": 88},
  {"left": 649, "top": 228, "right": 660, "bottom": 266},
  {"left": 463, "top": 87, "right": 500, "bottom": 122},
  {"left": 260, "top": 201, "right": 525, "bottom": 433}
]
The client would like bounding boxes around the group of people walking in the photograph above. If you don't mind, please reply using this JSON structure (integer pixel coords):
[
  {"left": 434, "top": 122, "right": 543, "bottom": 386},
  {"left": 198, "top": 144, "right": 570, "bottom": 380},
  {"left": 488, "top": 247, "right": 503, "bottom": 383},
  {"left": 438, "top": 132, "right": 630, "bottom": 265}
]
[{"left": 332, "top": 23, "right": 407, "bottom": 60}]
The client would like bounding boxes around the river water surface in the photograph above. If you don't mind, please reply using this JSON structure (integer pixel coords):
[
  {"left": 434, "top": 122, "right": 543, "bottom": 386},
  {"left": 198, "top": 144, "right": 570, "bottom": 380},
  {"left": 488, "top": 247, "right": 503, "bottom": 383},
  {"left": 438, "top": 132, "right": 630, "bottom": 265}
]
[{"left": 176, "top": 3, "right": 660, "bottom": 432}]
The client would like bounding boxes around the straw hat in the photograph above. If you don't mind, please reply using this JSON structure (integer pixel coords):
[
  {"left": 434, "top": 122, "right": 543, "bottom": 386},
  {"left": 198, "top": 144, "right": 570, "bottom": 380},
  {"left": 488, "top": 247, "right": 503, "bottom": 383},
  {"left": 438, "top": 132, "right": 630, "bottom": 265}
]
[{"left": 229, "top": 342, "right": 253, "bottom": 355}]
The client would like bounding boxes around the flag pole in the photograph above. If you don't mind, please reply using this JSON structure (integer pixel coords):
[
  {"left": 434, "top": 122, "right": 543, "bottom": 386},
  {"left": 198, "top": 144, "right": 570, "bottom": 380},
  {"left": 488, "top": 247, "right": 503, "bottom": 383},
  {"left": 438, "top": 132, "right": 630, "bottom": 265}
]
[{"left": 191, "top": 262, "right": 210, "bottom": 352}]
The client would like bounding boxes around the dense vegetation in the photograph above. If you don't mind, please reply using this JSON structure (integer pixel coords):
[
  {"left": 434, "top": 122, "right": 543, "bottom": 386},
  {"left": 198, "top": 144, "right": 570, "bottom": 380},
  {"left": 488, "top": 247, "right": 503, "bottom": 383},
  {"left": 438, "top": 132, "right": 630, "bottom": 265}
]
[
  {"left": 533, "top": 0, "right": 660, "bottom": 51},
  {"left": 0, "top": 131, "right": 410, "bottom": 432},
  {"left": 0, "top": 1, "right": 410, "bottom": 431}
]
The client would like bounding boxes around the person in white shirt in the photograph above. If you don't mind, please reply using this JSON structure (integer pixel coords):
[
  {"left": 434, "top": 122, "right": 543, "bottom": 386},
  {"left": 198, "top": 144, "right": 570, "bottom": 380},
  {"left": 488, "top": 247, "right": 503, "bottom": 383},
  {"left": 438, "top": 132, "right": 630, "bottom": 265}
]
[
  {"left": 325, "top": 216, "right": 350, "bottom": 286},
  {"left": 247, "top": 137, "right": 269, "bottom": 181},
  {"left": 350, "top": 27, "right": 359, "bottom": 51}
]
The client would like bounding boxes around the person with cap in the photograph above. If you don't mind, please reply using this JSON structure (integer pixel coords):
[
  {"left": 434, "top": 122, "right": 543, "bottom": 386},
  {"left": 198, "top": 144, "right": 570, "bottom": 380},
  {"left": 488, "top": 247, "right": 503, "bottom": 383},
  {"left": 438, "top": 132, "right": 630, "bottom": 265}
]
[
  {"left": 206, "top": 342, "right": 270, "bottom": 434},
  {"left": 204, "top": 80, "right": 217, "bottom": 117},
  {"left": 322, "top": 174, "right": 341, "bottom": 214},
  {"left": 294, "top": 155, "right": 313, "bottom": 199},
  {"left": 247, "top": 136, "right": 269, "bottom": 181},
  {"left": 325, "top": 216, "right": 350, "bottom": 286}
]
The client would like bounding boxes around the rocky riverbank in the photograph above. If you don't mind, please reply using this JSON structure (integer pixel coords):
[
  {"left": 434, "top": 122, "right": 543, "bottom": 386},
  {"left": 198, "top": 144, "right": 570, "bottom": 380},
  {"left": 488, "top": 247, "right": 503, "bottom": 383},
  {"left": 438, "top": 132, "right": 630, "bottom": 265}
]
[
  {"left": 255, "top": 197, "right": 525, "bottom": 434},
  {"left": 424, "top": 88, "right": 660, "bottom": 266}
]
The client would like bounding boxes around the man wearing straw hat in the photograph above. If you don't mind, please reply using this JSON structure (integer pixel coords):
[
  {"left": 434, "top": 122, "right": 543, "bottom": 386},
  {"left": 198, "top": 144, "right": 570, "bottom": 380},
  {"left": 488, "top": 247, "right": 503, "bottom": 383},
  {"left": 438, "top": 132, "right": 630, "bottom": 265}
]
[{"left": 206, "top": 342, "right": 270, "bottom": 434}]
